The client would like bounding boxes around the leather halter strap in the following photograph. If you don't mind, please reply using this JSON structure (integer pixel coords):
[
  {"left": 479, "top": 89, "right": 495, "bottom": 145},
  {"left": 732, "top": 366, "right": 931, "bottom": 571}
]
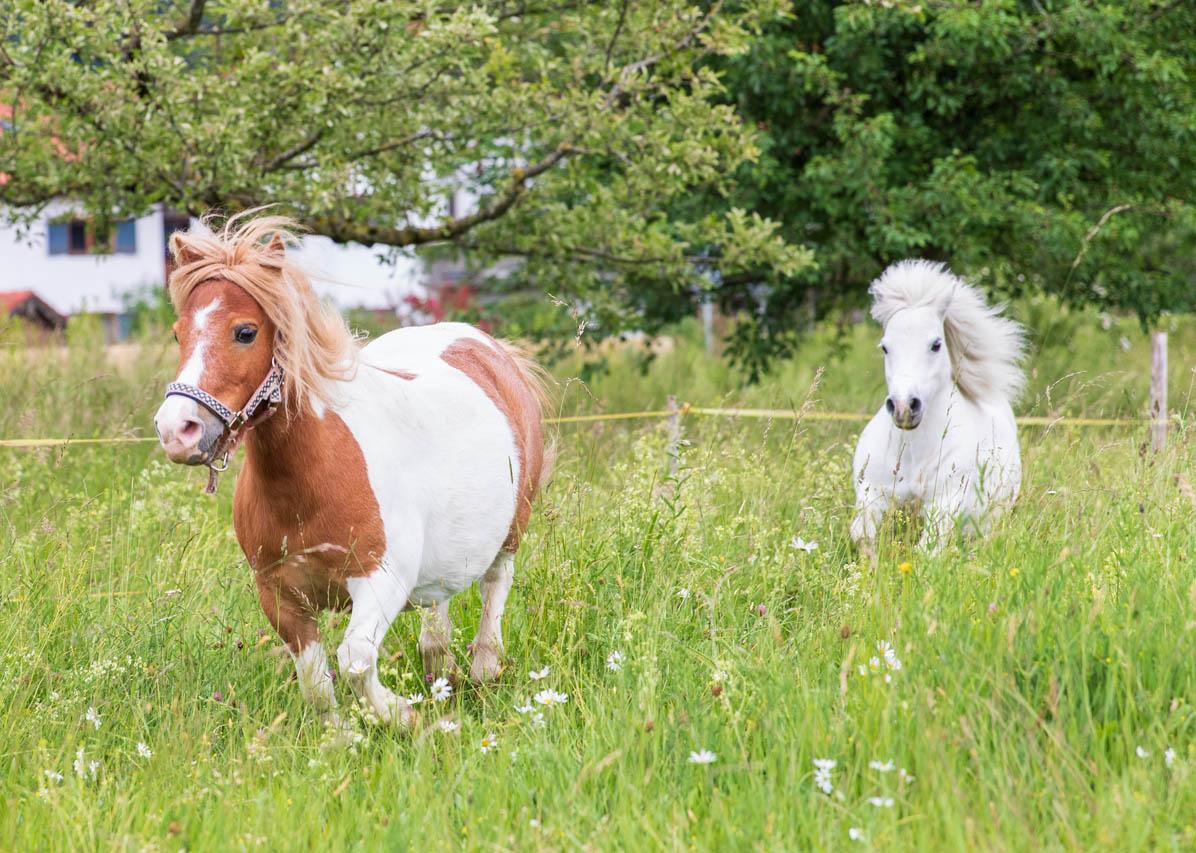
[{"left": 164, "top": 359, "right": 284, "bottom": 493}]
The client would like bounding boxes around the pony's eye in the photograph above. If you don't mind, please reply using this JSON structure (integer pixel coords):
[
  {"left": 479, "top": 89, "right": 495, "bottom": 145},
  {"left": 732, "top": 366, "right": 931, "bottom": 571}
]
[
  {"left": 930, "top": 339, "right": 943, "bottom": 352},
  {"left": 234, "top": 325, "right": 258, "bottom": 345}
]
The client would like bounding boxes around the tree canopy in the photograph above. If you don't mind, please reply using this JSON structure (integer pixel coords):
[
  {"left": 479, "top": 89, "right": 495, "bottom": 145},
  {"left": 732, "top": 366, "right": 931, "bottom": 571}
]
[{"left": 2, "top": 1, "right": 1194, "bottom": 373}]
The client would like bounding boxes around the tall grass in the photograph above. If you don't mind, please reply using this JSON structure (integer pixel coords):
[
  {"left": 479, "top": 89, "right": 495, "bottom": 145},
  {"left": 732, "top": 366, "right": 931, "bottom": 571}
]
[{"left": 0, "top": 304, "right": 1193, "bottom": 850}]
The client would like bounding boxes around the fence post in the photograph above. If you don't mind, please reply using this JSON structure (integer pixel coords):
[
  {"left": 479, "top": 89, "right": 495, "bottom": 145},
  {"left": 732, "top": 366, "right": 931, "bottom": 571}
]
[
  {"left": 1150, "top": 330, "right": 1168, "bottom": 452},
  {"left": 666, "top": 394, "right": 681, "bottom": 478}
]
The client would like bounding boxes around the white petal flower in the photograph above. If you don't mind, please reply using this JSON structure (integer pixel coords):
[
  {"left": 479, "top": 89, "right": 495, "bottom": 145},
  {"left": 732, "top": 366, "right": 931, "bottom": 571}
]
[
  {"left": 479, "top": 732, "right": 498, "bottom": 753},
  {"left": 84, "top": 707, "right": 102, "bottom": 730},
  {"left": 531, "top": 712, "right": 546, "bottom": 728},
  {"left": 848, "top": 827, "right": 865, "bottom": 842},
  {"left": 44, "top": 769, "right": 63, "bottom": 783},
  {"left": 868, "top": 796, "right": 895, "bottom": 808},
  {"left": 73, "top": 748, "right": 87, "bottom": 778},
  {"left": 437, "top": 719, "right": 459, "bottom": 733},
  {"left": 898, "top": 768, "right": 915, "bottom": 784},
  {"left": 1164, "top": 747, "right": 1175, "bottom": 767},
  {"left": 136, "top": 742, "right": 152, "bottom": 759},
  {"left": 1135, "top": 745, "right": 1150, "bottom": 759},
  {"left": 406, "top": 693, "right": 426, "bottom": 705},
  {"left": 869, "top": 759, "right": 895, "bottom": 773},
  {"left": 528, "top": 666, "right": 551, "bottom": 681},
  {"left": 534, "top": 689, "right": 568, "bottom": 708},
  {"left": 430, "top": 677, "right": 452, "bottom": 701},
  {"left": 790, "top": 536, "right": 819, "bottom": 553},
  {"left": 687, "top": 749, "right": 717, "bottom": 765},
  {"left": 606, "top": 651, "right": 624, "bottom": 671},
  {"left": 813, "top": 758, "right": 837, "bottom": 770},
  {"left": 515, "top": 701, "right": 536, "bottom": 714},
  {"left": 676, "top": 588, "right": 691, "bottom": 600}
]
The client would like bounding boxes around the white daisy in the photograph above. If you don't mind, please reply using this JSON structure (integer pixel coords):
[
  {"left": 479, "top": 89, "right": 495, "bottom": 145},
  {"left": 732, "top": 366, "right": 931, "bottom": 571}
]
[
  {"left": 479, "top": 732, "right": 498, "bottom": 753},
  {"left": 531, "top": 712, "right": 546, "bottom": 728},
  {"left": 1164, "top": 747, "right": 1175, "bottom": 767},
  {"left": 515, "top": 701, "right": 536, "bottom": 714},
  {"left": 813, "top": 758, "right": 836, "bottom": 794},
  {"left": 606, "top": 651, "right": 624, "bottom": 671},
  {"left": 534, "top": 689, "right": 568, "bottom": 708},
  {"left": 430, "top": 677, "right": 452, "bottom": 702},
  {"left": 136, "top": 742, "right": 152, "bottom": 759},
  {"left": 676, "top": 588, "right": 691, "bottom": 600},
  {"left": 869, "top": 759, "right": 895, "bottom": 773},
  {"left": 1135, "top": 745, "right": 1150, "bottom": 759},
  {"left": 790, "top": 536, "right": 819, "bottom": 553},
  {"left": 84, "top": 707, "right": 102, "bottom": 730},
  {"left": 528, "top": 666, "right": 551, "bottom": 681},
  {"left": 687, "top": 749, "right": 717, "bottom": 765},
  {"left": 848, "top": 827, "right": 865, "bottom": 842},
  {"left": 406, "top": 693, "right": 426, "bottom": 705},
  {"left": 44, "top": 769, "right": 63, "bottom": 783},
  {"left": 437, "top": 719, "right": 459, "bottom": 733}
]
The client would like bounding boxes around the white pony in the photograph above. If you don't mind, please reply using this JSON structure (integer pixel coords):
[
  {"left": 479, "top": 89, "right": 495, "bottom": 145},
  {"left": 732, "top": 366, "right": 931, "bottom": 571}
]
[{"left": 851, "top": 260, "right": 1026, "bottom": 552}]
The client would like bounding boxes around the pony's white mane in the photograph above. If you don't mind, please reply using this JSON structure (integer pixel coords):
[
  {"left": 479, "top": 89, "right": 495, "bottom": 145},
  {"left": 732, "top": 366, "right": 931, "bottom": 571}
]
[{"left": 870, "top": 259, "right": 1026, "bottom": 402}]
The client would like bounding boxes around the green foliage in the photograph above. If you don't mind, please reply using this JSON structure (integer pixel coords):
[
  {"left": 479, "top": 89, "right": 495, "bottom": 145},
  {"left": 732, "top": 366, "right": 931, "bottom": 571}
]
[
  {"left": 688, "top": 0, "right": 1196, "bottom": 367},
  {"left": 0, "top": 0, "right": 809, "bottom": 341}
]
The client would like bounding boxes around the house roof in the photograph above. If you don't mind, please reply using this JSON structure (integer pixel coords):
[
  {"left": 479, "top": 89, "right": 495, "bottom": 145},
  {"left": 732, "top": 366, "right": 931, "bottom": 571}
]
[{"left": 0, "top": 290, "right": 67, "bottom": 329}]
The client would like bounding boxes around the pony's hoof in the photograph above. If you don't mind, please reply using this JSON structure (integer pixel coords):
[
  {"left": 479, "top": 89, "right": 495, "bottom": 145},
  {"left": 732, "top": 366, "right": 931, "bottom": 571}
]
[{"left": 469, "top": 645, "right": 503, "bottom": 683}]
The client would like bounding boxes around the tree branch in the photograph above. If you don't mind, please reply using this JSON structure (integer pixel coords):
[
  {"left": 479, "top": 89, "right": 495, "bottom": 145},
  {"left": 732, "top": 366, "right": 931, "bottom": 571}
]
[{"left": 307, "top": 146, "right": 572, "bottom": 246}]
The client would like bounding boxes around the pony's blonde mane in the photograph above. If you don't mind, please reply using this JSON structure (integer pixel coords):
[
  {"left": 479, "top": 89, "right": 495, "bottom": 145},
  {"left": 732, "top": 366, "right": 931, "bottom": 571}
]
[
  {"left": 870, "top": 259, "right": 1026, "bottom": 402},
  {"left": 167, "top": 209, "right": 357, "bottom": 416}
]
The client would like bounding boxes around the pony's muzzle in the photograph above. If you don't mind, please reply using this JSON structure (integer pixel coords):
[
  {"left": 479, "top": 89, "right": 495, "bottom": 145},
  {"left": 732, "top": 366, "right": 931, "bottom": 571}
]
[
  {"left": 154, "top": 398, "right": 224, "bottom": 465},
  {"left": 886, "top": 395, "right": 923, "bottom": 430}
]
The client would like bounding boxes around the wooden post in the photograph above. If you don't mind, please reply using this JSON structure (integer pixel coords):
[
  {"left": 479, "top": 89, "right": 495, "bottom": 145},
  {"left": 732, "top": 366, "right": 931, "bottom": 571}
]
[
  {"left": 1150, "top": 330, "right": 1168, "bottom": 452},
  {"left": 666, "top": 394, "right": 681, "bottom": 479}
]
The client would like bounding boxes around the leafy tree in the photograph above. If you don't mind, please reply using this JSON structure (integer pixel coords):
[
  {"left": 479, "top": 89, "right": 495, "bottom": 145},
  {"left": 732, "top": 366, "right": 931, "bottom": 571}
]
[
  {"left": 709, "top": 0, "right": 1196, "bottom": 368},
  {"left": 0, "top": 0, "right": 808, "bottom": 342}
]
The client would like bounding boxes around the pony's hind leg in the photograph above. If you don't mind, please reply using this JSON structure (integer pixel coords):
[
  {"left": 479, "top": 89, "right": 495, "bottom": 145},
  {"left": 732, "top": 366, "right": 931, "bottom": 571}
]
[
  {"left": 851, "top": 489, "right": 890, "bottom": 564},
  {"left": 339, "top": 566, "right": 412, "bottom": 727},
  {"left": 418, "top": 601, "right": 458, "bottom": 677},
  {"left": 470, "top": 551, "right": 515, "bottom": 683}
]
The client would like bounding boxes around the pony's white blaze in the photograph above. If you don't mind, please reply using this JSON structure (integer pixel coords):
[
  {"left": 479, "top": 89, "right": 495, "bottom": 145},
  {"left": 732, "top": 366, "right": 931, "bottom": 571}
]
[
  {"left": 154, "top": 297, "right": 223, "bottom": 455},
  {"left": 193, "top": 296, "right": 221, "bottom": 330},
  {"left": 852, "top": 260, "right": 1025, "bottom": 552}
]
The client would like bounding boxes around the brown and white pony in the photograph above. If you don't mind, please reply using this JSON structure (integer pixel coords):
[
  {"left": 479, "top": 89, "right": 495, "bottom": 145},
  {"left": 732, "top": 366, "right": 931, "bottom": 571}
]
[{"left": 153, "top": 213, "right": 550, "bottom": 726}]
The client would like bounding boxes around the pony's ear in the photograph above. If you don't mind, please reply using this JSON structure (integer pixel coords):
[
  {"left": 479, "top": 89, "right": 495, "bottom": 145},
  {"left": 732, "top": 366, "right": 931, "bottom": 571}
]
[
  {"left": 263, "top": 233, "right": 286, "bottom": 259},
  {"left": 169, "top": 233, "right": 203, "bottom": 267},
  {"left": 935, "top": 286, "right": 955, "bottom": 320}
]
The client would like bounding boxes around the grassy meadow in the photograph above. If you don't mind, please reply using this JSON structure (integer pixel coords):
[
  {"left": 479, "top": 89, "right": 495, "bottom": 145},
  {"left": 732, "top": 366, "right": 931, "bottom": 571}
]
[{"left": 1, "top": 302, "right": 1195, "bottom": 850}]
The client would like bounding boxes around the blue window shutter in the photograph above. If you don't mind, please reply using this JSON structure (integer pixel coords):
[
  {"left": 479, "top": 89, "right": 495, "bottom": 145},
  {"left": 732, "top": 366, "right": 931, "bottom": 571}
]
[
  {"left": 48, "top": 222, "right": 68, "bottom": 255},
  {"left": 115, "top": 219, "right": 137, "bottom": 253}
]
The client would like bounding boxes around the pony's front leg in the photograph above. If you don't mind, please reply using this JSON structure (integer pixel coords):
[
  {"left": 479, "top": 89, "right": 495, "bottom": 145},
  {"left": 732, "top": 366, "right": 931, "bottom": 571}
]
[
  {"left": 469, "top": 551, "right": 514, "bottom": 682},
  {"left": 256, "top": 577, "right": 340, "bottom": 726},
  {"left": 340, "top": 565, "right": 412, "bottom": 727},
  {"left": 851, "top": 488, "right": 889, "bottom": 563}
]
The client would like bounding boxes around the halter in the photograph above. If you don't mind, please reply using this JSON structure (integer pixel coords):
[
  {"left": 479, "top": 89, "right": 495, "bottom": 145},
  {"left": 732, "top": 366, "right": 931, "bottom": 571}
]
[{"left": 164, "top": 359, "right": 284, "bottom": 494}]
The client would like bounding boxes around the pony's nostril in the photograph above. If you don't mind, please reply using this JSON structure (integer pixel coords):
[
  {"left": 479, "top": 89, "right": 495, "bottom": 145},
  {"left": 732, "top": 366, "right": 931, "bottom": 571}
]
[
  {"left": 178, "top": 419, "right": 203, "bottom": 443},
  {"left": 909, "top": 397, "right": 922, "bottom": 414},
  {"left": 885, "top": 397, "right": 896, "bottom": 415}
]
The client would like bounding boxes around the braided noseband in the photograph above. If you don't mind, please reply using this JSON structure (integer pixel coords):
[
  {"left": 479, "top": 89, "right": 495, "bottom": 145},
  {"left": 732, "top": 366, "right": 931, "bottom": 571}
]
[{"left": 164, "top": 359, "right": 284, "bottom": 494}]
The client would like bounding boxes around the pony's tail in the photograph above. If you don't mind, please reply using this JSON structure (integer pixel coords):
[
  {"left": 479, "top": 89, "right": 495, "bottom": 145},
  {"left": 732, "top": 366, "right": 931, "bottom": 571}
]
[{"left": 498, "top": 339, "right": 558, "bottom": 490}]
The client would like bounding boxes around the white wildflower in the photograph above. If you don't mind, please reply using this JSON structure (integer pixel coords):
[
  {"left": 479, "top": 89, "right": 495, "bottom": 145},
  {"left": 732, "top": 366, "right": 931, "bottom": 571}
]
[
  {"left": 868, "top": 796, "right": 895, "bottom": 808},
  {"left": 676, "top": 588, "right": 691, "bottom": 600},
  {"left": 430, "top": 677, "right": 452, "bottom": 702},
  {"left": 848, "top": 827, "right": 865, "bottom": 842},
  {"left": 898, "top": 767, "right": 915, "bottom": 784},
  {"left": 528, "top": 666, "right": 551, "bottom": 681},
  {"left": 530, "top": 712, "right": 546, "bottom": 728},
  {"left": 688, "top": 749, "right": 717, "bottom": 765},
  {"left": 606, "top": 651, "right": 624, "bottom": 671},
  {"left": 1135, "top": 745, "right": 1150, "bottom": 759},
  {"left": 534, "top": 689, "right": 568, "bottom": 708},
  {"left": 813, "top": 758, "right": 836, "bottom": 794},
  {"left": 44, "top": 769, "right": 63, "bottom": 783},
  {"left": 869, "top": 759, "right": 895, "bottom": 773},
  {"left": 136, "top": 742, "right": 152, "bottom": 759},
  {"left": 84, "top": 707, "right": 102, "bottom": 730},
  {"left": 437, "top": 719, "right": 459, "bottom": 733},
  {"left": 790, "top": 536, "right": 819, "bottom": 553},
  {"left": 515, "top": 701, "right": 536, "bottom": 714},
  {"left": 406, "top": 693, "right": 426, "bottom": 706},
  {"left": 1164, "top": 747, "right": 1175, "bottom": 767},
  {"left": 479, "top": 732, "right": 498, "bottom": 753}
]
